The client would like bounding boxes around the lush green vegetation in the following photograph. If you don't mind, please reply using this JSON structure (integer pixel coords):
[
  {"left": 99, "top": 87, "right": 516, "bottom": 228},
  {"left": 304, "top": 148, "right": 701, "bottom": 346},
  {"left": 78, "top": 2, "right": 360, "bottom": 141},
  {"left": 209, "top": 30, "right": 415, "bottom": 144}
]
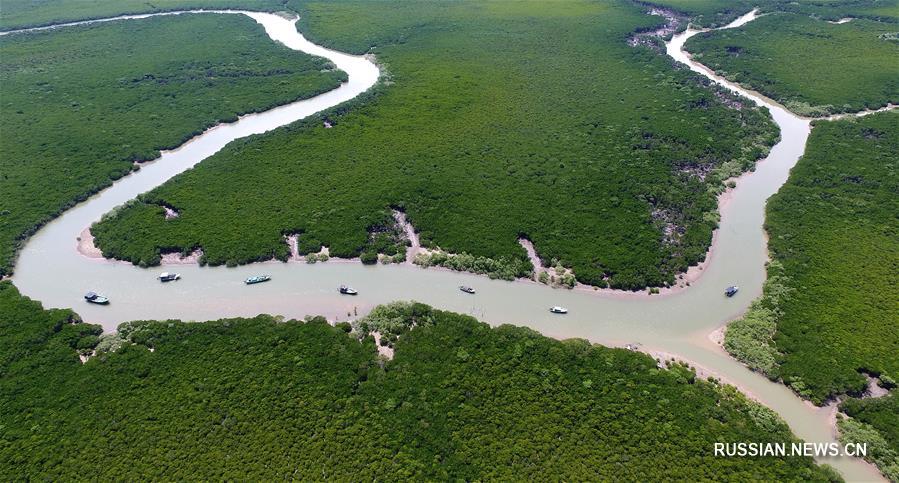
[
  {"left": 725, "top": 112, "right": 899, "bottom": 404},
  {"left": 842, "top": 391, "right": 899, "bottom": 447},
  {"left": 644, "top": 0, "right": 899, "bottom": 27},
  {"left": 0, "top": 0, "right": 291, "bottom": 30},
  {"left": 1, "top": 283, "right": 838, "bottom": 480},
  {"left": 687, "top": 12, "right": 898, "bottom": 115},
  {"left": 0, "top": 13, "right": 345, "bottom": 276},
  {"left": 413, "top": 250, "right": 532, "bottom": 280},
  {"left": 723, "top": 260, "right": 789, "bottom": 377},
  {"left": 91, "top": 0, "right": 777, "bottom": 290},
  {"left": 841, "top": 391, "right": 899, "bottom": 477},
  {"left": 837, "top": 408, "right": 899, "bottom": 481},
  {"left": 641, "top": 0, "right": 761, "bottom": 28}
]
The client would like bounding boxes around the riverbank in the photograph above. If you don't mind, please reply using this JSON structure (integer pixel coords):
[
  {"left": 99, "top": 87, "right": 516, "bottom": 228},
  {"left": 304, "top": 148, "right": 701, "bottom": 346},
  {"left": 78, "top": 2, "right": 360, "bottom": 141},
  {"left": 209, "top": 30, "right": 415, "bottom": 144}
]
[
  {"left": 73, "top": 168, "right": 749, "bottom": 300},
  {"left": 7, "top": 7, "right": 886, "bottom": 481}
]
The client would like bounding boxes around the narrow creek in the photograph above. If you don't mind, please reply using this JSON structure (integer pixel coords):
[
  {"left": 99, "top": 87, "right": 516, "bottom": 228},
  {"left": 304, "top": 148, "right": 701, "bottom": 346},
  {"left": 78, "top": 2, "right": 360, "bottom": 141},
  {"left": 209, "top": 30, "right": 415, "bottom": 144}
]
[{"left": 4, "top": 9, "right": 883, "bottom": 481}]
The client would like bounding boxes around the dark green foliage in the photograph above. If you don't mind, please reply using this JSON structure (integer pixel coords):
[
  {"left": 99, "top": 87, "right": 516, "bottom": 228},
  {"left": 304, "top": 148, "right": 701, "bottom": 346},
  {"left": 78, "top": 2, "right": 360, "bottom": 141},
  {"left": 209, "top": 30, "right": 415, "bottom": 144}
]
[
  {"left": 836, "top": 410, "right": 899, "bottom": 480},
  {"left": 92, "top": 0, "right": 777, "bottom": 290},
  {"left": 0, "top": 0, "right": 287, "bottom": 30},
  {"left": 0, "top": 282, "right": 88, "bottom": 376},
  {"left": 641, "top": 0, "right": 761, "bottom": 28},
  {"left": 0, "top": 281, "right": 377, "bottom": 480},
  {"left": 359, "top": 250, "right": 379, "bottom": 264},
  {"left": 352, "top": 303, "right": 834, "bottom": 480},
  {"left": 764, "top": 0, "right": 899, "bottom": 22},
  {"left": 1, "top": 284, "right": 834, "bottom": 479},
  {"left": 758, "top": 112, "right": 899, "bottom": 404},
  {"left": 644, "top": 0, "right": 899, "bottom": 27},
  {"left": 687, "top": 12, "right": 898, "bottom": 115},
  {"left": 0, "top": 13, "right": 345, "bottom": 275},
  {"left": 842, "top": 392, "right": 899, "bottom": 457}
]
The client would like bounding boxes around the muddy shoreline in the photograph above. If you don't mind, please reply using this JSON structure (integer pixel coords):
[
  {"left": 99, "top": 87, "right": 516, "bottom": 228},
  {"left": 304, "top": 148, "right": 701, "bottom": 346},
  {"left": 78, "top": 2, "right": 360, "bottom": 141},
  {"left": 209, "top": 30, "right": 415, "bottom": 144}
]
[{"left": 10, "top": 8, "right": 889, "bottom": 481}]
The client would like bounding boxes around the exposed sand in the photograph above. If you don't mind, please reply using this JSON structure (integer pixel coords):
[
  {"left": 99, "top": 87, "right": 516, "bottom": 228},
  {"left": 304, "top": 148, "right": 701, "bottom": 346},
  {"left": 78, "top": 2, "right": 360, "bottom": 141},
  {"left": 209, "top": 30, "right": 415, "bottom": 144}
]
[
  {"left": 371, "top": 331, "right": 395, "bottom": 359},
  {"left": 628, "top": 6, "right": 685, "bottom": 47},
  {"left": 708, "top": 324, "right": 727, "bottom": 347},
  {"left": 286, "top": 234, "right": 300, "bottom": 259},
  {"left": 519, "top": 238, "right": 541, "bottom": 275},
  {"left": 73, "top": 172, "right": 744, "bottom": 302},
  {"left": 514, "top": 173, "right": 745, "bottom": 300},
  {"left": 393, "top": 210, "right": 421, "bottom": 264},
  {"left": 160, "top": 249, "right": 203, "bottom": 264},
  {"left": 862, "top": 374, "right": 890, "bottom": 399},
  {"left": 77, "top": 227, "right": 103, "bottom": 258},
  {"left": 77, "top": 228, "right": 204, "bottom": 264}
]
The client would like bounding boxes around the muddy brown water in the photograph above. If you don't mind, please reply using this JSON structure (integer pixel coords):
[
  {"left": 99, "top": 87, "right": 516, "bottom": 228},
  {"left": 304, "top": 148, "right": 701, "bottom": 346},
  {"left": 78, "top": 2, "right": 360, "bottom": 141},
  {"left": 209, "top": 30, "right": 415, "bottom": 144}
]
[{"left": 6, "top": 9, "right": 883, "bottom": 481}]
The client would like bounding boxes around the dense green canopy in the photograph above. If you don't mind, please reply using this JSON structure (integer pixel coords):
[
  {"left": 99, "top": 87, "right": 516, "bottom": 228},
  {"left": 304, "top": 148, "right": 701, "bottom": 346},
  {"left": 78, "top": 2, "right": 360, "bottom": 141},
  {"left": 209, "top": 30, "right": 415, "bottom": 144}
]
[
  {"left": 0, "top": 283, "right": 837, "bottom": 480},
  {"left": 0, "top": 0, "right": 286, "bottom": 30},
  {"left": 726, "top": 112, "right": 899, "bottom": 405},
  {"left": 89, "top": 0, "right": 777, "bottom": 290},
  {"left": 646, "top": 0, "right": 899, "bottom": 27},
  {"left": 0, "top": 12, "right": 345, "bottom": 276},
  {"left": 687, "top": 12, "right": 898, "bottom": 116}
]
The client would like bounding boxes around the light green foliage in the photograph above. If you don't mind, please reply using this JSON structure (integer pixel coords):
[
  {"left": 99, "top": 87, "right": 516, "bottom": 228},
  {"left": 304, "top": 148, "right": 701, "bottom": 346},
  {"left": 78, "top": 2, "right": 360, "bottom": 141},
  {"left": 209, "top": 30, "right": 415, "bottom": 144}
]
[
  {"left": 1, "top": 282, "right": 834, "bottom": 479},
  {"left": 723, "top": 260, "right": 790, "bottom": 377},
  {"left": 352, "top": 300, "right": 436, "bottom": 346},
  {"left": 837, "top": 415, "right": 899, "bottom": 481},
  {"left": 304, "top": 252, "right": 329, "bottom": 263},
  {"left": 687, "top": 13, "right": 898, "bottom": 115},
  {"left": 763, "top": 112, "right": 899, "bottom": 403},
  {"left": 413, "top": 251, "right": 533, "bottom": 281},
  {"left": 841, "top": 391, "right": 899, "bottom": 472},
  {"left": 0, "top": 13, "right": 345, "bottom": 275},
  {"left": 538, "top": 270, "right": 550, "bottom": 284},
  {"left": 92, "top": 0, "right": 777, "bottom": 290}
]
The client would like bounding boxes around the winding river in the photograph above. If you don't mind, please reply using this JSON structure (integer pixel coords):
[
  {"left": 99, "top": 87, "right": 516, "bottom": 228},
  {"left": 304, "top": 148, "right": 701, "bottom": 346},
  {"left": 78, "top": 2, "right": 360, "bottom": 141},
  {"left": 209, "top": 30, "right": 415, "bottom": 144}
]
[{"left": 4, "top": 9, "right": 883, "bottom": 481}]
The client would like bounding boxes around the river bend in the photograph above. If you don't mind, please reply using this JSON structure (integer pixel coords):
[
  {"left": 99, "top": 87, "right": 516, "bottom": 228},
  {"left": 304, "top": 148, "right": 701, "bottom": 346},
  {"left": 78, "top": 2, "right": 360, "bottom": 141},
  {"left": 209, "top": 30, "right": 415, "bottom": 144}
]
[{"left": 4, "top": 9, "right": 881, "bottom": 481}]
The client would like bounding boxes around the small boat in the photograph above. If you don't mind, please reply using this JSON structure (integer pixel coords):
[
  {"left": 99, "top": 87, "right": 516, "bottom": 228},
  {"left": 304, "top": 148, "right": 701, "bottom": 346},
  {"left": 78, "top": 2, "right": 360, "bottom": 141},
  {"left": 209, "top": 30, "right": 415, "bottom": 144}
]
[
  {"left": 158, "top": 272, "right": 180, "bottom": 282},
  {"left": 459, "top": 285, "right": 476, "bottom": 294},
  {"left": 339, "top": 285, "right": 358, "bottom": 295},
  {"left": 549, "top": 306, "right": 568, "bottom": 314},
  {"left": 245, "top": 275, "right": 271, "bottom": 285},
  {"left": 84, "top": 292, "right": 110, "bottom": 305},
  {"left": 725, "top": 285, "right": 739, "bottom": 297}
]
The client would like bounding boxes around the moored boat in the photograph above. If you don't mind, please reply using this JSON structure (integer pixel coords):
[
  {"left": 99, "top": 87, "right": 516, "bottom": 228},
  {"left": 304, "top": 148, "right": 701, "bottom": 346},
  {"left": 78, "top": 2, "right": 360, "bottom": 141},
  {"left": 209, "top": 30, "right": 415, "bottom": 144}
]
[
  {"left": 724, "top": 285, "right": 739, "bottom": 297},
  {"left": 339, "top": 285, "right": 358, "bottom": 295},
  {"left": 245, "top": 275, "right": 271, "bottom": 285},
  {"left": 459, "top": 285, "right": 476, "bottom": 294},
  {"left": 549, "top": 306, "right": 568, "bottom": 314},
  {"left": 84, "top": 292, "right": 110, "bottom": 305},
  {"left": 158, "top": 272, "right": 180, "bottom": 282}
]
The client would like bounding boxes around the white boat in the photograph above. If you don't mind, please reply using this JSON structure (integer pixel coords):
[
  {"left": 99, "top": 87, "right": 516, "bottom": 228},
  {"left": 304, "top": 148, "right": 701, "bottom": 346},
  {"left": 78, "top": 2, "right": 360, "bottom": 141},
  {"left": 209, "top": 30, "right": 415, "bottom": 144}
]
[
  {"left": 245, "top": 275, "right": 271, "bottom": 284},
  {"left": 84, "top": 291, "right": 110, "bottom": 305},
  {"left": 158, "top": 272, "right": 180, "bottom": 282},
  {"left": 549, "top": 306, "right": 568, "bottom": 314},
  {"left": 339, "top": 285, "right": 358, "bottom": 295}
]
